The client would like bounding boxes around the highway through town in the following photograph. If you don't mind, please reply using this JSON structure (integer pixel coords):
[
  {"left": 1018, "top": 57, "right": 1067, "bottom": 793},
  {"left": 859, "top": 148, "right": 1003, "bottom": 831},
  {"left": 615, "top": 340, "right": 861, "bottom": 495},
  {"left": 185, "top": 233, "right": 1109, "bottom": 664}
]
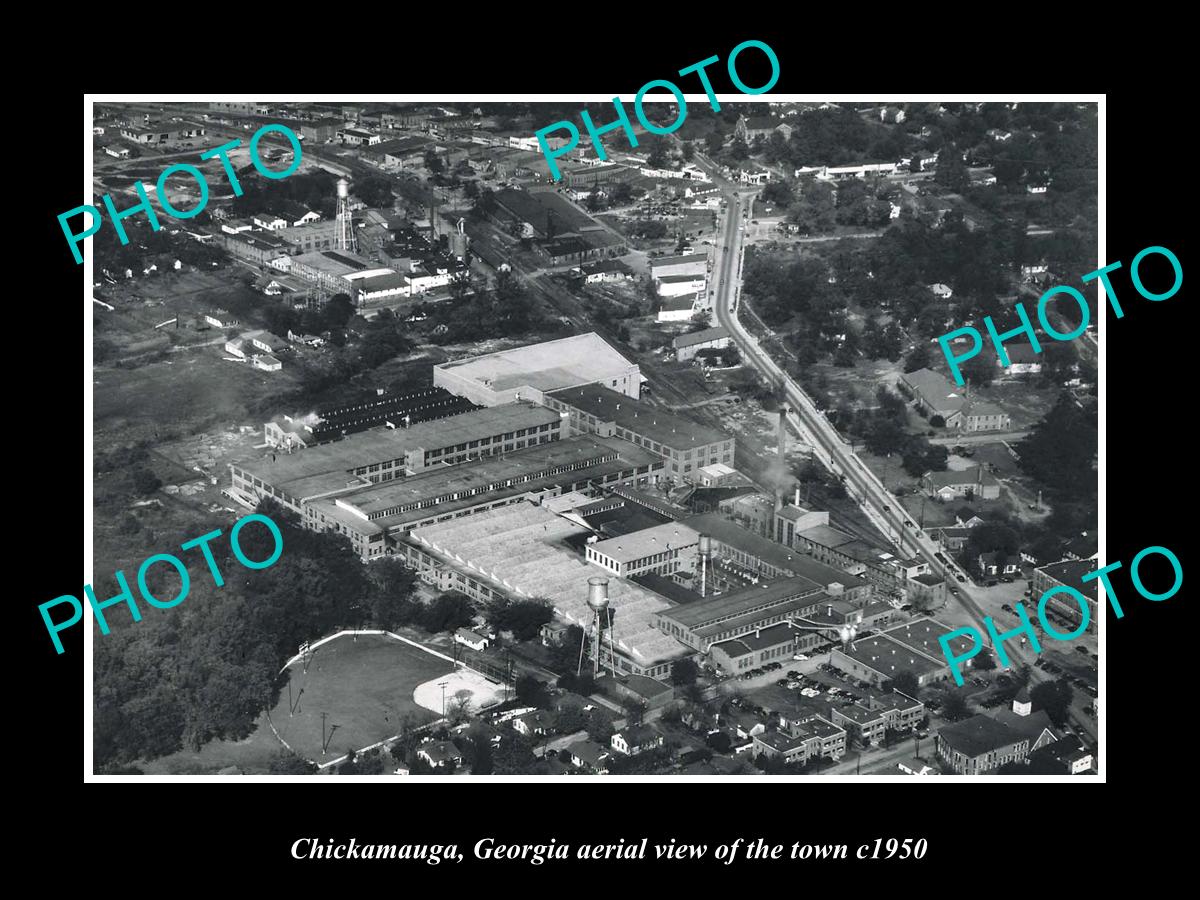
[{"left": 695, "top": 163, "right": 1099, "bottom": 745}]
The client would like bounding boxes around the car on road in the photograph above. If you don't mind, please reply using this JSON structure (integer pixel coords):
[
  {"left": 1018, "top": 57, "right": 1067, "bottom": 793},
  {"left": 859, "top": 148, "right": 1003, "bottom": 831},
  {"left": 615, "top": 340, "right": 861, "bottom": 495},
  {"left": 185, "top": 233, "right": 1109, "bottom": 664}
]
[
  {"left": 904, "top": 520, "right": 915, "bottom": 528},
  {"left": 882, "top": 504, "right": 891, "bottom": 512},
  {"left": 986, "top": 579, "right": 999, "bottom": 587},
  {"left": 1001, "top": 604, "right": 1014, "bottom": 613},
  {"left": 1074, "top": 646, "right": 1090, "bottom": 655},
  {"left": 956, "top": 575, "right": 966, "bottom": 583}
]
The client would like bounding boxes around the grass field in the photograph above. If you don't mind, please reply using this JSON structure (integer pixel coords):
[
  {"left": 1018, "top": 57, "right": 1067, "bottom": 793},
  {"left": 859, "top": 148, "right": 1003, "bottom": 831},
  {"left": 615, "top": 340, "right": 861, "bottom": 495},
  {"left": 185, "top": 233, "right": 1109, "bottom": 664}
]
[{"left": 269, "top": 634, "right": 455, "bottom": 764}]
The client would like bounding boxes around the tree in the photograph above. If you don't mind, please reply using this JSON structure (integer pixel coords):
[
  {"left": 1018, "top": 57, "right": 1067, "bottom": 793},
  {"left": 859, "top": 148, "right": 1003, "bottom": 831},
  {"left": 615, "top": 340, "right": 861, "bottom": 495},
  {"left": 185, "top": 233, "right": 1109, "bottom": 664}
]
[
  {"left": 942, "top": 692, "right": 971, "bottom": 722},
  {"left": 268, "top": 751, "right": 317, "bottom": 775},
  {"left": 422, "top": 592, "right": 476, "bottom": 633},
  {"left": 704, "top": 131, "right": 724, "bottom": 155},
  {"left": 553, "top": 701, "right": 587, "bottom": 736},
  {"left": 670, "top": 657, "right": 700, "bottom": 688},
  {"left": 488, "top": 597, "right": 555, "bottom": 643},
  {"left": 705, "top": 731, "right": 732, "bottom": 753},
  {"left": 324, "top": 294, "right": 355, "bottom": 330},
  {"left": 903, "top": 343, "right": 933, "bottom": 373},
  {"left": 424, "top": 150, "right": 444, "bottom": 174},
  {"left": 622, "top": 698, "right": 647, "bottom": 727},
  {"left": 1029, "top": 679, "right": 1074, "bottom": 727},
  {"left": 130, "top": 467, "right": 162, "bottom": 496},
  {"left": 515, "top": 675, "right": 550, "bottom": 709},
  {"left": 448, "top": 689, "right": 474, "bottom": 725},
  {"left": 974, "top": 649, "right": 997, "bottom": 671},
  {"left": 961, "top": 355, "right": 995, "bottom": 387},
  {"left": 586, "top": 710, "right": 614, "bottom": 744}
]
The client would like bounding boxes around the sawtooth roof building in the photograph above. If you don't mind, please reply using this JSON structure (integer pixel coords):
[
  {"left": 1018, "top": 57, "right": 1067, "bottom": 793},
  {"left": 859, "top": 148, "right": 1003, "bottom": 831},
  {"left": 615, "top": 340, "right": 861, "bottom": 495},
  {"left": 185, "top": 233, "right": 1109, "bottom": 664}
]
[{"left": 400, "top": 502, "right": 689, "bottom": 678}]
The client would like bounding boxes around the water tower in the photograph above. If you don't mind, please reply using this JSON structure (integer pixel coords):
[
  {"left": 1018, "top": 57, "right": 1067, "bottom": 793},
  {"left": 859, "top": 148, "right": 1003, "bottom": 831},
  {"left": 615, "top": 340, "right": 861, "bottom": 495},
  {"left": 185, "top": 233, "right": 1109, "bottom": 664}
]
[
  {"left": 697, "top": 534, "right": 713, "bottom": 597},
  {"left": 578, "top": 576, "right": 617, "bottom": 679},
  {"left": 335, "top": 178, "right": 358, "bottom": 253}
]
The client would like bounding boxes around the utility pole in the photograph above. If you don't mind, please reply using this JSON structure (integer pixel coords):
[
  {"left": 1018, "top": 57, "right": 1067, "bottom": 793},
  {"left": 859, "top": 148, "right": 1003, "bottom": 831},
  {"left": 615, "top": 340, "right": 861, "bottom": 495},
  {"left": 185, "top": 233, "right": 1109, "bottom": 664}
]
[{"left": 320, "top": 712, "right": 327, "bottom": 757}]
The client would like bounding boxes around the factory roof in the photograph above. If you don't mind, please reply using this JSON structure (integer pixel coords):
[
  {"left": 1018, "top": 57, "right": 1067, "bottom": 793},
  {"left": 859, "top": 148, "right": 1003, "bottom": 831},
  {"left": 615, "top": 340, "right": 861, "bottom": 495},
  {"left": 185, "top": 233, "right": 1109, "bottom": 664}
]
[
  {"left": 234, "top": 403, "right": 561, "bottom": 497},
  {"left": 342, "top": 434, "right": 654, "bottom": 519},
  {"left": 659, "top": 576, "right": 824, "bottom": 630},
  {"left": 406, "top": 503, "right": 687, "bottom": 666},
  {"left": 692, "top": 595, "right": 829, "bottom": 641},
  {"left": 836, "top": 635, "right": 945, "bottom": 679},
  {"left": 1035, "top": 559, "right": 1100, "bottom": 602},
  {"left": 291, "top": 249, "right": 371, "bottom": 277},
  {"left": 710, "top": 622, "right": 795, "bottom": 658},
  {"left": 549, "top": 384, "right": 727, "bottom": 450},
  {"left": 877, "top": 619, "right": 977, "bottom": 662},
  {"left": 590, "top": 522, "right": 702, "bottom": 565},
  {"left": 436, "top": 332, "right": 637, "bottom": 395},
  {"left": 657, "top": 273, "right": 707, "bottom": 284},
  {"left": 684, "top": 513, "right": 869, "bottom": 589}
]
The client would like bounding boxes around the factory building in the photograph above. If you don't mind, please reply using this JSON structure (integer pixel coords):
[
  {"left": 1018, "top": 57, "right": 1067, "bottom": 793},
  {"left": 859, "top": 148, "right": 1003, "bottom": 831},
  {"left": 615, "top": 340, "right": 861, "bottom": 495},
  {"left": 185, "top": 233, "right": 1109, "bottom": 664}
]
[
  {"left": 586, "top": 522, "right": 702, "bottom": 579},
  {"left": 829, "top": 619, "right": 978, "bottom": 687},
  {"left": 434, "top": 333, "right": 642, "bottom": 408},
  {"left": 400, "top": 502, "right": 689, "bottom": 678},
  {"left": 544, "top": 383, "right": 732, "bottom": 485}
]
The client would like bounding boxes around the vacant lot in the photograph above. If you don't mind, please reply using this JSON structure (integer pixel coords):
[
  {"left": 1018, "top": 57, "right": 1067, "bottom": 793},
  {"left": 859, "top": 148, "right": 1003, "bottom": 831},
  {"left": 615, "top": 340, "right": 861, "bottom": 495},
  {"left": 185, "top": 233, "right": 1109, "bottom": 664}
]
[{"left": 94, "top": 352, "right": 301, "bottom": 447}]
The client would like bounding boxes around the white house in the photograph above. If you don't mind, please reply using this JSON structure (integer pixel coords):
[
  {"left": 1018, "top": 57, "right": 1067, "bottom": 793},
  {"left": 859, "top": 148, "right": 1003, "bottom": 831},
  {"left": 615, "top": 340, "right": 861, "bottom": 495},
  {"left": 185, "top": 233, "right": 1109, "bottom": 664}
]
[
  {"left": 610, "top": 726, "right": 664, "bottom": 757},
  {"left": 252, "top": 354, "right": 282, "bottom": 372},
  {"left": 454, "top": 628, "right": 489, "bottom": 651}
]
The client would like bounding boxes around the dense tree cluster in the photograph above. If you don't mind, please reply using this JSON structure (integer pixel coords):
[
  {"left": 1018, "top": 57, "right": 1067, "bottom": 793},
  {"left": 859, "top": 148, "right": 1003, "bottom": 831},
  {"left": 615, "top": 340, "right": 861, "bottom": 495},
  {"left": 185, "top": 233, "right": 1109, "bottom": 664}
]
[
  {"left": 93, "top": 500, "right": 427, "bottom": 768},
  {"left": 486, "top": 597, "right": 555, "bottom": 643}
]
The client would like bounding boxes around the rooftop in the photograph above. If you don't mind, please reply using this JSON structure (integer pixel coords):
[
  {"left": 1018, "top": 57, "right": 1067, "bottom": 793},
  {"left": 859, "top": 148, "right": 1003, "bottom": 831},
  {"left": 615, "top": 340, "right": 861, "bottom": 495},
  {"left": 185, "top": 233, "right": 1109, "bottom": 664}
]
[
  {"left": 938, "top": 714, "right": 1023, "bottom": 757},
  {"left": 406, "top": 503, "right": 688, "bottom": 666},
  {"left": 684, "top": 513, "right": 869, "bottom": 589},
  {"left": 673, "top": 326, "right": 730, "bottom": 349},
  {"left": 659, "top": 576, "right": 824, "bottom": 630},
  {"left": 1036, "top": 559, "right": 1100, "bottom": 602},
  {"left": 710, "top": 621, "right": 794, "bottom": 658},
  {"left": 436, "top": 333, "right": 637, "bottom": 396},
  {"left": 590, "top": 522, "right": 702, "bottom": 565},
  {"left": 236, "top": 403, "right": 560, "bottom": 497},
  {"left": 548, "top": 383, "right": 727, "bottom": 450}
]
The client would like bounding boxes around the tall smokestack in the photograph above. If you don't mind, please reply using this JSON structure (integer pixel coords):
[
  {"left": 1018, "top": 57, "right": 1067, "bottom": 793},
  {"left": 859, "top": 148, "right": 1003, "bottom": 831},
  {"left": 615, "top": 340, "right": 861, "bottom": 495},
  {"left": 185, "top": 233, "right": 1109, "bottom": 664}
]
[
  {"left": 775, "top": 404, "right": 788, "bottom": 511},
  {"left": 698, "top": 534, "right": 712, "bottom": 598}
]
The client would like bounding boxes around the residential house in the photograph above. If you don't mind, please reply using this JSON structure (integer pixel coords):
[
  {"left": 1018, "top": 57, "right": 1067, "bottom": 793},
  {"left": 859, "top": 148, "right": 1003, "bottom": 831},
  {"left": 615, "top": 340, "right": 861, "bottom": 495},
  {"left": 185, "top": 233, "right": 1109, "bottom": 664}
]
[
  {"left": 674, "top": 326, "right": 732, "bottom": 363},
  {"left": 977, "top": 551, "right": 1019, "bottom": 578},
  {"left": 454, "top": 628, "right": 489, "bottom": 651},
  {"left": 735, "top": 115, "right": 793, "bottom": 142},
  {"left": 923, "top": 466, "right": 1001, "bottom": 502},
  {"left": 611, "top": 725, "right": 664, "bottom": 757},
  {"left": 252, "top": 354, "right": 282, "bottom": 372},
  {"left": 512, "top": 710, "right": 554, "bottom": 738},
  {"left": 417, "top": 740, "right": 463, "bottom": 769},
  {"left": 568, "top": 740, "right": 611, "bottom": 774},
  {"left": 1029, "top": 734, "right": 1093, "bottom": 774}
]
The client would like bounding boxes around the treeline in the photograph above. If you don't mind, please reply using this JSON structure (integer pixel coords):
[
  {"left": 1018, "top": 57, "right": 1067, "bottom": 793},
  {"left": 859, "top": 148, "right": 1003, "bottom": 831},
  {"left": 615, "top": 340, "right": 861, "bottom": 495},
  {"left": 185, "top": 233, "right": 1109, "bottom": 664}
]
[{"left": 94, "top": 500, "right": 420, "bottom": 769}]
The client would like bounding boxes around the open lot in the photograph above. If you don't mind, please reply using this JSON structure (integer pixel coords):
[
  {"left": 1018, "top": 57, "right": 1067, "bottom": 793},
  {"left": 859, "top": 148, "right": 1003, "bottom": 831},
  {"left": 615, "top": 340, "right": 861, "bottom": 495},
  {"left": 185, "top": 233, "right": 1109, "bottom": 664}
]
[{"left": 269, "top": 634, "right": 455, "bottom": 764}]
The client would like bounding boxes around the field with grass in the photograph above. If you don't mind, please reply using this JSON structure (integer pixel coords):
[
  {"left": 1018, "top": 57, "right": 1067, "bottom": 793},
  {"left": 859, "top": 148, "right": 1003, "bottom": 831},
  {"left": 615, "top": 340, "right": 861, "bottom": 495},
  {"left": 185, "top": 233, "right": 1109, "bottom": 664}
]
[{"left": 268, "top": 634, "right": 455, "bottom": 764}]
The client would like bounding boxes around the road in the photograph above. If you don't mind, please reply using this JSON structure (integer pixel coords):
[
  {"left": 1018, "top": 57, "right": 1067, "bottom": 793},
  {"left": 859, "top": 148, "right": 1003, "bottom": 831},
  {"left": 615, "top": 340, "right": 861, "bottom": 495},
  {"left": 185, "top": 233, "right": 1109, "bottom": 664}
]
[{"left": 698, "top": 162, "right": 1091, "bottom": 735}]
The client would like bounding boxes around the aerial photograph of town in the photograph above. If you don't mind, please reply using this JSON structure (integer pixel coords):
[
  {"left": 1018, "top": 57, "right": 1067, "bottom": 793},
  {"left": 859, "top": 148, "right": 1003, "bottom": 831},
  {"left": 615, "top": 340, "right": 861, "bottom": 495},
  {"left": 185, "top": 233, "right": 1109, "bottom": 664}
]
[{"left": 88, "top": 98, "right": 1099, "bottom": 778}]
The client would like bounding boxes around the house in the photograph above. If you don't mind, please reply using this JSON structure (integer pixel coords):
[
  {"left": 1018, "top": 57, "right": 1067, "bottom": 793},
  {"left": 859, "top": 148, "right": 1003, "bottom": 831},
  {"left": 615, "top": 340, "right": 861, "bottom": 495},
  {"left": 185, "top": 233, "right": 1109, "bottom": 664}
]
[
  {"left": 657, "top": 293, "right": 702, "bottom": 323},
  {"left": 977, "top": 552, "right": 1019, "bottom": 578},
  {"left": 416, "top": 740, "right": 463, "bottom": 769},
  {"left": 224, "top": 337, "right": 248, "bottom": 359},
  {"left": 735, "top": 114, "right": 793, "bottom": 143},
  {"left": 568, "top": 740, "right": 611, "bottom": 774},
  {"left": 673, "top": 326, "right": 731, "bottom": 362},
  {"left": 454, "top": 628, "right": 489, "bottom": 651},
  {"left": 288, "top": 330, "right": 325, "bottom": 347},
  {"left": 954, "top": 508, "right": 985, "bottom": 529},
  {"left": 540, "top": 620, "right": 571, "bottom": 647},
  {"left": 611, "top": 725, "right": 664, "bottom": 757},
  {"left": 879, "top": 105, "right": 906, "bottom": 124},
  {"left": 512, "top": 710, "right": 554, "bottom": 738},
  {"left": 922, "top": 466, "right": 1001, "bottom": 502},
  {"left": 252, "top": 354, "right": 282, "bottom": 372},
  {"left": 253, "top": 212, "right": 289, "bottom": 231},
  {"left": 996, "top": 341, "right": 1043, "bottom": 376},
  {"left": 928, "top": 283, "right": 954, "bottom": 299},
  {"left": 580, "top": 259, "right": 634, "bottom": 284},
  {"left": 243, "top": 330, "right": 288, "bottom": 354},
  {"left": 1029, "top": 734, "right": 1093, "bottom": 774},
  {"left": 930, "top": 526, "right": 970, "bottom": 551}
]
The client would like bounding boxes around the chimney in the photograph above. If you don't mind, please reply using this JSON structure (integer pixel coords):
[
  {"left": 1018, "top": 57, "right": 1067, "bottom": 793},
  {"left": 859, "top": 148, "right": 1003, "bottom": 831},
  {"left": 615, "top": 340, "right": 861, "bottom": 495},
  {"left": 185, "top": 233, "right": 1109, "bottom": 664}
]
[{"left": 794, "top": 487, "right": 801, "bottom": 507}]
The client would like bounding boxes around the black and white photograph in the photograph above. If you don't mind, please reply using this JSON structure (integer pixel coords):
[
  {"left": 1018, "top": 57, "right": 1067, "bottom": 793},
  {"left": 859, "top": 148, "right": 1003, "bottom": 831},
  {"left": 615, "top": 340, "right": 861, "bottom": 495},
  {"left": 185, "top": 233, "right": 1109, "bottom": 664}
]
[{"left": 78, "top": 95, "right": 1105, "bottom": 781}]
